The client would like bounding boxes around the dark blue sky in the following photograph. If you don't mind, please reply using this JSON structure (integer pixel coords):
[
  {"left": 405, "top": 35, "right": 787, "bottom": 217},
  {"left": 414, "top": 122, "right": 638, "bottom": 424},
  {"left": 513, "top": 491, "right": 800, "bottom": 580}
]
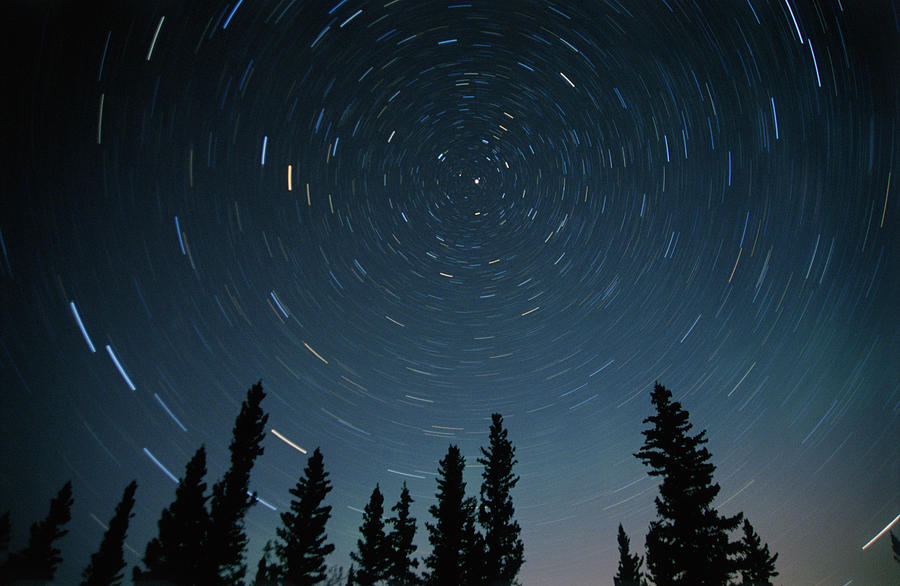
[{"left": 2, "top": 0, "right": 898, "bottom": 583}]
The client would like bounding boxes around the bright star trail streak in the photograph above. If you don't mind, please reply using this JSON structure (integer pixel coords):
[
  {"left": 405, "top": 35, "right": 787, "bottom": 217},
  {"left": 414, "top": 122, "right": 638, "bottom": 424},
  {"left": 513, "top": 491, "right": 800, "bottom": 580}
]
[
  {"left": 153, "top": 393, "right": 187, "bottom": 432},
  {"left": 248, "top": 490, "right": 277, "bottom": 511},
  {"left": 270, "top": 428, "right": 307, "bottom": 455},
  {"left": 173, "top": 215, "right": 186, "bottom": 254},
  {"left": 4, "top": 1, "right": 898, "bottom": 584},
  {"left": 270, "top": 291, "right": 289, "bottom": 318},
  {"left": 69, "top": 302, "right": 96, "bottom": 353},
  {"left": 104, "top": 345, "right": 136, "bottom": 391},
  {"left": 222, "top": 0, "right": 244, "bottom": 30},
  {"left": 146, "top": 16, "right": 164, "bottom": 61},
  {"left": 387, "top": 469, "right": 427, "bottom": 480},
  {"left": 861, "top": 513, "right": 900, "bottom": 550},
  {"left": 142, "top": 448, "right": 178, "bottom": 484},
  {"left": 679, "top": 313, "right": 702, "bottom": 343}
]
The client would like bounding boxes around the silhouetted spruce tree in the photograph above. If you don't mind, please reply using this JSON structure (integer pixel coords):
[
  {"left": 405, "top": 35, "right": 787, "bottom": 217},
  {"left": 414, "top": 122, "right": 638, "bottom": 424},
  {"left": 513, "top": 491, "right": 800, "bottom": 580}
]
[
  {"left": 425, "top": 444, "right": 483, "bottom": 586},
  {"left": 478, "top": 413, "right": 523, "bottom": 585},
  {"left": 274, "top": 447, "right": 335, "bottom": 585},
  {"left": 613, "top": 523, "right": 646, "bottom": 586},
  {"left": 634, "top": 382, "right": 743, "bottom": 586},
  {"left": 350, "top": 484, "right": 388, "bottom": 585},
  {"left": 737, "top": 519, "right": 778, "bottom": 585},
  {"left": 134, "top": 446, "right": 210, "bottom": 584},
  {"left": 386, "top": 482, "right": 419, "bottom": 585},
  {"left": 1, "top": 480, "right": 73, "bottom": 583},
  {"left": 81, "top": 479, "right": 137, "bottom": 586},
  {"left": 207, "top": 380, "right": 269, "bottom": 585}
]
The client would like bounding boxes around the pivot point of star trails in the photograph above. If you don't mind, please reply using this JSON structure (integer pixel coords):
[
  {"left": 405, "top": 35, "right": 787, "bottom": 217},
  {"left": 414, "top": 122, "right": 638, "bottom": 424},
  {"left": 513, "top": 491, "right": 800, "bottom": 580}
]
[{"left": 69, "top": 301, "right": 96, "bottom": 353}]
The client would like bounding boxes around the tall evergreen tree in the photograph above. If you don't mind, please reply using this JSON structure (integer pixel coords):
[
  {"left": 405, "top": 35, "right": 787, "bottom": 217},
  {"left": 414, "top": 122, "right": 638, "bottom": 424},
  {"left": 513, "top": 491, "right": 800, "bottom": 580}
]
[
  {"left": 477, "top": 413, "right": 523, "bottom": 585},
  {"left": 634, "top": 382, "right": 742, "bottom": 586},
  {"left": 737, "top": 518, "right": 778, "bottom": 585},
  {"left": 350, "top": 484, "right": 388, "bottom": 585},
  {"left": 1, "top": 480, "right": 73, "bottom": 582},
  {"left": 208, "top": 381, "right": 269, "bottom": 585},
  {"left": 425, "top": 444, "right": 482, "bottom": 586},
  {"left": 386, "top": 482, "right": 419, "bottom": 585},
  {"left": 81, "top": 479, "right": 138, "bottom": 586},
  {"left": 134, "top": 446, "right": 210, "bottom": 584},
  {"left": 274, "top": 447, "right": 335, "bottom": 585},
  {"left": 613, "top": 523, "right": 645, "bottom": 586}
]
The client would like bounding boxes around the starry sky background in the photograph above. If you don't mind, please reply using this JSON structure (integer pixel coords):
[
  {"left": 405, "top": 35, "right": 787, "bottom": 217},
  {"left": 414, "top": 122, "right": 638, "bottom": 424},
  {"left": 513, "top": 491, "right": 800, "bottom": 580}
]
[{"left": 2, "top": 0, "right": 899, "bottom": 584}]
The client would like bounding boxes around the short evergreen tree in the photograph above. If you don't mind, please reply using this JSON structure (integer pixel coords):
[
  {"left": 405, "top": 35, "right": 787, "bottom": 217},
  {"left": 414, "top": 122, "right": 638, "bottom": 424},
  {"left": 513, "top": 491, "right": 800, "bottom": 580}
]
[
  {"left": 425, "top": 444, "right": 482, "bottom": 586},
  {"left": 477, "top": 413, "right": 524, "bottom": 585},
  {"left": 350, "top": 484, "right": 388, "bottom": 585},
  {"left": 208, "top": 381, "right": 269, "bottom": 585},
  {"left": 1, "top": 480, "right": 73, "bottom": 582},
  {"left": 81, "top": 479, "right": 138, "bottom": 586},
  {"left": 386, "top": 482, "right": 419, "bottom": 585},
  {"left": 613, "top": 523, "right": 645, "bottom": 586},
  {"left": 274, "top": 447, "right": 335, "bottom": 585},
  {"left": 635, "top": 382, "right": 743, "bottom": 586},
  {"left": 737, "top": 518, "right": 778, "bottom": 585},
  {"left": 134, "top": 446, "right": 210, "bottom": 584},
  {"left": 254, "top": 539, "right": 278, "bottom": 585}
]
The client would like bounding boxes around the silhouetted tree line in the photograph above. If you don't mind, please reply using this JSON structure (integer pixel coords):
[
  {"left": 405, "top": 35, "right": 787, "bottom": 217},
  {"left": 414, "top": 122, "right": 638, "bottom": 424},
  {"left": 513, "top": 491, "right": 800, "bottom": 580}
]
[
  {"left": 3, "top": 379, "right": 896, "bottom": 584},
  {"left": 0, "top": 383, "right": 523, "bottom": 585}
]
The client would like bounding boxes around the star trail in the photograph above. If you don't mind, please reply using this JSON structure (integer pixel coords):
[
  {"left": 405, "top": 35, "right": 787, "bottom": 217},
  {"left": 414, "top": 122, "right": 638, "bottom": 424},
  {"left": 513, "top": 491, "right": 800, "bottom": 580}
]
[{"left": 2, "top": 0, "right": 898, "bottom": 583}]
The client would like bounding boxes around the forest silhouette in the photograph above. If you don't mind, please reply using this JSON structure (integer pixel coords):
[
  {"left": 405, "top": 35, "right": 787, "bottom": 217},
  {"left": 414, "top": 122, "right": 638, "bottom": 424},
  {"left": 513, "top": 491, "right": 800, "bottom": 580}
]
[{"left": 2, "top": 381, "right": 895, "bottom": 585}]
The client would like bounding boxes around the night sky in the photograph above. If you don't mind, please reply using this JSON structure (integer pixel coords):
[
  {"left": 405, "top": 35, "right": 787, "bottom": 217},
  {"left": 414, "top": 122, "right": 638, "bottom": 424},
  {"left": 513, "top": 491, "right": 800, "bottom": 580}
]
[{"left": 2, "top": 0, "right": 899, "bottom": 584}]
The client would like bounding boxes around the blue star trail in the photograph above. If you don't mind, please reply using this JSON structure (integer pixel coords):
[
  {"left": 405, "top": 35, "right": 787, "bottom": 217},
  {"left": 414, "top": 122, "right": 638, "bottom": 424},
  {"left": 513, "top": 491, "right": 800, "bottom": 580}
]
[{"left": 2, "top": 1, "right": 898, "bottom": 583}]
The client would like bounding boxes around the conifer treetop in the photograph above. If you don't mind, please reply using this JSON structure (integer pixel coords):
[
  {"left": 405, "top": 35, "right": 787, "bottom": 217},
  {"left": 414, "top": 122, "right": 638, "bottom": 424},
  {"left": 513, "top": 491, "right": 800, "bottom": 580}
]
[
  {"left": 275, "top": 447, "right": 335, "bottom": 586},
  {"left": 81, "top": 479, "right": 138, "bottom": 586},
  {"left": 4, "top": 480, "right": 74, "bottom": 582},
  {"left": 208, "top": 380, "right": 269, "bottom": 585}
]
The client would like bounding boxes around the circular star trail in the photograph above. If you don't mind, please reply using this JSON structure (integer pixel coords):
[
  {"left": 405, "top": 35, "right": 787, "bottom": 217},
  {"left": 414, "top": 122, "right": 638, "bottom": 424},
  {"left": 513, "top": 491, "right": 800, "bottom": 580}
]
[{"left": 3, "top": 1, "right": 898, "bottom": 583}]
